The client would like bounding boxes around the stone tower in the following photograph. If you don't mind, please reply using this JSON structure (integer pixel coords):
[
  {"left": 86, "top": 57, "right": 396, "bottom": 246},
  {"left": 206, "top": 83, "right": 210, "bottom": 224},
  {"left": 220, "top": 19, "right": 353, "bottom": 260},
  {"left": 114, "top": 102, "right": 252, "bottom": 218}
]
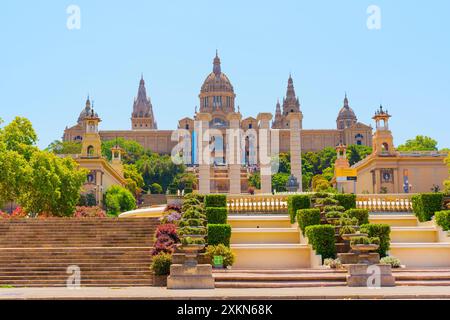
[
  {"left": 372, "top": 105, "right": 395, "bottom": 156},
  {"left": 131, "top": 75, "right": 157, "bottom": 130},
  {"left": 272, "top": 75, "right": 302, "bottom": 129},
  {"left": 81, "top": 108, "right": 102, "bottom": 158}
]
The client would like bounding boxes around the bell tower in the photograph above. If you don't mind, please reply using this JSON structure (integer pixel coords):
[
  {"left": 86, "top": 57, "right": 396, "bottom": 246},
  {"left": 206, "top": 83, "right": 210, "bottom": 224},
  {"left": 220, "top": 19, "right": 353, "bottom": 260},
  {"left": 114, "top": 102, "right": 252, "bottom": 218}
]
[
  {"left": 335, "top": 143, "right": 350, "bottom": 169},
  {"left": 110, "top": 144, "right": 124, "bottom": 176},
  {"left": 372, "top": 105, "right": 395, "bottom": 156},
  {"left": 81, "top": 108, "right": 102, "bottom": 158}
]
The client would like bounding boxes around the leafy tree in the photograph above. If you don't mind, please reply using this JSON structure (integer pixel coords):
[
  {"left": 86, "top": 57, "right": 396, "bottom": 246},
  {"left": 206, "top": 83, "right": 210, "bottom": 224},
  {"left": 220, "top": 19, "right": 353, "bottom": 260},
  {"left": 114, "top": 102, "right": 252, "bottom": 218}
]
[
  {"left": 173, "top": 172, "right": 197, "bottom": 190},
  {"left": 104, "top": 185, "right": 136, "bottom": 216},
  {"left": 46, "top": 140, "right": 82, "bottom": 154},
  {"left": 101, "top": 137, "right": 145, "bottom": 164},
  {"left": 123, "top": 164, "right": 144, "bottom": 197},
  {"left": 272, "top": 173, "right": 289, "bottom": 192},
  {"left": 347, "top": 144, "right": 372, "bottom": 166},
  {"left": 150, "top": 183, "right": 163, "bottom": 194},
  {"left": 248, "top": 172, "right": 261, "bottom": 189},
  {"left": 0, "top": 116, "right": 38, "bottom": 159},
  {"left": 19, "top": 151, "right": 87, "bottom": 216},
  {"left": 0, "top": 150, "right": 31, "bottom": 207},
  {"left": 397, "top": 135, "right": 438, "bottom": 151}
]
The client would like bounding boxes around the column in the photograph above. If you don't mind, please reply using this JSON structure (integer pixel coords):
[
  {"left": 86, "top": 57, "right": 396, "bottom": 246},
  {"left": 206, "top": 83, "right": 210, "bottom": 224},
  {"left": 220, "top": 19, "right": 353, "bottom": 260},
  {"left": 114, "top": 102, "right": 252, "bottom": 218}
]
[
  {"left": 287, "top": 112, "right": 303, "bottom": 192},
  {"left": 257, "top": 113, "right": 273, "bottom": 194},
  {"left": 195, "top": 113, "right": 212, "bottom": 194},
  {"left": 227, "top": 112, "right": 242, "bottom": 194}
]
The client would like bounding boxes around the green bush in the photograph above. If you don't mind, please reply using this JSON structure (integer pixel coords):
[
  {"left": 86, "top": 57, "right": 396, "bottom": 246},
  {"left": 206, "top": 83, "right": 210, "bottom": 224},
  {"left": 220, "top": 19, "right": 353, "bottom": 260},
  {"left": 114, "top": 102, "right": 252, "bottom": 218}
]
[
  {"left": 312, "top": 192, "right": 332, "bottom": 199},
  {"left": 205, "top": 244, "right": 236, "bottom": 268},
  {"left": 345, "top": 209, "right": 369, "bottom": 225},
  {"left": 207, "top": 224, "right": 232, "bottom": 247},
  {"left": 297, "top": 208, "right": 321, "bottom": 235},
  {"left": 380, "top": 256, "right": 401, "bottom": 268},
  {"left": 104, "top": 185, "right": 136, "bottom": 216},
  {"left": 315, "top": 197, "right": 339, "bottom": 206},
  {"left": 287, "top": 194, "right": 311, "bottom": 223},
  {"left": 333, "top": 194, "right": 357, "bottom": 210},
  {"left": 412, "top": 193, "right": 444, "bottom": 222},
  {"left": 205, "top": 194, "right": 227, "bottom": 207},
  {"left": 435, "top": 210, "right": 450, "bottom": 231},
  {"left": 150, "top": 252, "right": 172, "bottom": 276},
  {"left": 360, "top": 223, "right": 391, "bottom": 257},
  {"left": 305, "top": 225, "right": 336, "bottom": 260},
  {"left": 325, "top": 211, "right": 342, "bottom": 219},
  {"left": 339, "top": 225, "right": 356, "bottom": 236},
  {"left": 206, "top": 207, "right": 228, "bottom": 224},
  {"left": 323, "top": 205, "right": 346, "bottom": 213},
  {"left": 150, "top": 183, "right": 163, "bottom": 194},
  {"left": 184, "top": 193, "right": 205, "bottom": 203}
]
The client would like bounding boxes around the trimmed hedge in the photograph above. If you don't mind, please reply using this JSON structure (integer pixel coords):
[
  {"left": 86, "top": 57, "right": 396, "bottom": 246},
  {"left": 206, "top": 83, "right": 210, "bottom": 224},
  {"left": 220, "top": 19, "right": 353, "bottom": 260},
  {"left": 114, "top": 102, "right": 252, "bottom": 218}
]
[
  {"left": 287, "top": 194, "right": 311, "bottom": 223},
  {"left": 412, "top": 193, "right": 444, "bottom": 222},
  {"left": 205, "top": 194, "right": 227, "bottom": 208},
  {"left": 360, "top": 223, "right": 391, "bottom": 257},
  {"left": 333, "top": 194, "right": 357, "bottom": 210},
  {"left": 206, "top": 207, "right": 228, "bottom": 224},
  {"left": 435, "top": 210, "right": 450, "bottom": 231},
  {"left": 207, "top": 224, "right": 232, "bottom": 247},
  {"left": 297, "top": 208, "right": 321, "bottom": 235},
  {"left": 305, "top": 225, "right": 336, "bottom": 260},
  {"left": 345, "top": 209, "right": 369, "bottom": 225}
]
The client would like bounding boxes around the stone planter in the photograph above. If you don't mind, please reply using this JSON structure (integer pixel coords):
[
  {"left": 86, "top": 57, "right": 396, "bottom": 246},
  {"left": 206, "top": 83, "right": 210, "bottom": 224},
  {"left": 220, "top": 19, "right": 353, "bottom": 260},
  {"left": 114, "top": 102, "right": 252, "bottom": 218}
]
[
  {"left": 341, "top": 233, "right": 368, "bottom": 241},
  {"left": 153, "top": 274, "right": 168, "bottom": 287},
  {"left": 351, "top": 244, "right": 379, "bottom": 252}
]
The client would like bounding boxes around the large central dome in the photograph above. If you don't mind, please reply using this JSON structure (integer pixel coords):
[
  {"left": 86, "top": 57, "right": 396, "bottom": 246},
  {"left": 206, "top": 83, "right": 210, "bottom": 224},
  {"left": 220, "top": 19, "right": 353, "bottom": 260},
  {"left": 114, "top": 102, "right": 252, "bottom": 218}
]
[{"left": 199, "top": 52, "right": 236, "bottom": 113}]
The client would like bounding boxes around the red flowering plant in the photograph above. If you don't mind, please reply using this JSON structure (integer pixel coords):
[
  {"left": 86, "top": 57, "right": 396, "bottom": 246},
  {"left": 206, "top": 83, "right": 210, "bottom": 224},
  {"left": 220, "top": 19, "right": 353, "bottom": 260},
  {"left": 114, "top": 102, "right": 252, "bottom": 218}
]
[
  {"left": 0, "top": 207, "right": 28, "bottom": 219},
  {"left": 151, "top": 223, "right": 180, "bottom": 255},
  {"left": 74, "top": 206, "right": 107, "bottom": 218}
]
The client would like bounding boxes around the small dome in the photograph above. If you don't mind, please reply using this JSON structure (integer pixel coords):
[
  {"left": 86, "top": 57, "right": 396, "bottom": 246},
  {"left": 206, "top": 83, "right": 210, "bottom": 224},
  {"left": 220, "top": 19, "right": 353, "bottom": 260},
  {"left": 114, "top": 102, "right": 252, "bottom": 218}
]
[
  {"left": 77, "top": 98, "right": 99, "bottom": 123},
  {"left": 200, "top": 72, "right": 234, "bottom": 93},
  {"left": 337, "top": 95, "right": 357, "bottom": 121}
]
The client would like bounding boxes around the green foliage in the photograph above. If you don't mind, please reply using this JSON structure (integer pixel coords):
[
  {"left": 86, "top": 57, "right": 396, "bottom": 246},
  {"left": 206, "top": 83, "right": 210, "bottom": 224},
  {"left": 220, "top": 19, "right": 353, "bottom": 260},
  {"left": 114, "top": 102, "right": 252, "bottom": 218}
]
[
  {"left": 78, "top": 192, "right": 97, "bottom": 207},
  {"left": 435, "top": 211, "right": 450, "bottom": 231},
  {"left": 205, "top": 244, "right": 236, "bottom": 268},
  {"left": 0, "top": 150, "right": 31, "bottom": 206},
  {"left": 339, "top": 225, "right": 356, "bottom": 236},
  {"left": 380, "top": 256, "right": 401, "bottom": 268},
  {"left": 248, "top": 172, "right": 261, "bottom": 189},
  {"left": 297, "top": 208, "right": 321, "bottom": 235},
  {"left": 204, "top": 194, "right": 227, "bottom": 208},
  {"left": 325, "top": 211, "right": 343, "bottom": 219},
  {"left": 150, "top": 252, "right": 172, "bottom": 276},
  {"left": 333, "top": 193, "right": 357, "bottom": 210},
  {"left": 0, "top": 117, "right": 38, "bottom": 160},
  {"left": 101, "top": 137, "right": 145, "bottom": 164},
  {"left": 397, "top": 135, "right": 438, "bottom": 151},
  {"left": 272, "top": 173, "right": 290, "bottom": 192},
  {"left": 347, "top": 145, "right": 372, "bottom": 166},
  {"left": 305, "top": 225, "right": 336, "bottom": 260},
  {"left": 315, "top": 197, "right": 339, "bottom": 206},
  {"left": 360, "top": 224, "right": 391, "bottom": 257},
  {"left": 123, "top": 164, "right": 144, "bottom": 197},
  {"left": 412, "top": 193, "right": 444, "bottom": 222},
  {"left": 104, "top": 185, "right": 136, "bottom": 216},
  {"left": 287, "top": 194, "right": 311, "bottom": 223},
  {"left": 207, "top": 224, "right": 232, "bottom": 247},
  {"left": 46, "top": 140, "right": 82, "bottom": 155},
  {"left": 184, "top": 193, "right": 205, "bottom": 203},
  {"left": 350, "top": 236, "right": 379, "bottom": 245},
  {"left": 323, "top": 205, "right": 346, "bottom": 213},
  {"left": 206, "top": 207, "right": 228, "bottom": 224},
  {"left": 312, "top": 175, "right": 331, "bottom": 192},
  {"left": 150, "top": 183, "right": 163, "bottom": 194},
  {"left": 445, "top": 154, "right": 450, "bottom": 194},
  {"left": 19, "top": 151, "right": 87, "bottom": 217},
  {"left": 345, "top": 209, "right": 369, "bottom": 225}
]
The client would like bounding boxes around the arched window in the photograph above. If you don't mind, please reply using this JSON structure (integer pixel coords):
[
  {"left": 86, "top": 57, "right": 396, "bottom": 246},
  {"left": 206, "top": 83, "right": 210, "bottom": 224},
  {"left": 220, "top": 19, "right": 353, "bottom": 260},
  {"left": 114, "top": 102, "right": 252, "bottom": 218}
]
[
  {"left": 87, "top": 145, "right": 94, "bottom": 157},
  {"left": 185, "top": 124, "right": 189, "bottom": 130},
  {"left": 355, "top": 133, "right": 364, "bottom": 145},
  {"left": 382, "top": 142, "right": 389, "bottom": 153}
]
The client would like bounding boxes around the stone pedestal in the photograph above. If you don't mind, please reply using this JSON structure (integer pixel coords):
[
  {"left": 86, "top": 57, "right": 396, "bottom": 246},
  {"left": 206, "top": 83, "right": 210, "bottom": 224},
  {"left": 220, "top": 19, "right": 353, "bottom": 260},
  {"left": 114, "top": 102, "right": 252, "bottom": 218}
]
[
  {"left": 167, "top": 264, "right": 215, "bottom": 289},
  {"left": 257, "top": 113, "right": 273, "bottom": 194},
  {"left": 338, "top": 252, "right": 380, "bottom": 265},
  {"left": 346, "top": 264, "right": 395, "bottom": 287}
]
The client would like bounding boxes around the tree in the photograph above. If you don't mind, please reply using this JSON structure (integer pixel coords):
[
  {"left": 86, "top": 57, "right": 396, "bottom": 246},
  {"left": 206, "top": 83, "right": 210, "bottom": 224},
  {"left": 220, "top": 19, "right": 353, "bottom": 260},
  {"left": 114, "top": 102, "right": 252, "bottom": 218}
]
[
  {"left": 0, "top": 117, "right": 38, "bottom": 160},
  {"left": 248, "top": 172, "right": 261, "bottom": 189},
  {"left": 102, "top": 138, "right": 145, "bottom": 164},
  {"left": 19, "top": 151, "right": 87, "bottom": 216},
  {"left": 272, "top": 173, "right": 289, "bottom": 192},
  {"left": 347, "top": 144, "right": 372, "bottom": 166},
  {"left": 123, "top": 164, "right": 144, "bottom": 197},
  {"left": 0, "top": 150, "right": 31, "bottom": 207},
  {"left": 46, "top": 140, "right": 82, "bottom": 155},
  {"left": 397, "top": 135, "right": 438, "bottom": 151},
  {"left": 104, "top": 185, "right": 136, "bottom": 216}
]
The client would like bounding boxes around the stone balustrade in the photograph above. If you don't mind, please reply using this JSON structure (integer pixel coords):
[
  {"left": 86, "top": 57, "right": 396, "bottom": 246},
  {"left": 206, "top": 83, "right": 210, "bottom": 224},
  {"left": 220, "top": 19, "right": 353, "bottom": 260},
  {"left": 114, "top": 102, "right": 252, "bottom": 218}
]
[{"left": 226, "top": 193, "right": 415, "bottom": 213}]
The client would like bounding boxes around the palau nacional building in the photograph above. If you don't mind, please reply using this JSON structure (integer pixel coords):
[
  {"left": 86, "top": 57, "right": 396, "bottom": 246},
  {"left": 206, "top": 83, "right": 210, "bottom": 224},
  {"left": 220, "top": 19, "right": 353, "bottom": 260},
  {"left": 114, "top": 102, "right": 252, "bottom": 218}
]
[{"left": 63, "top": 52, "right": 448, "bottom": 196}]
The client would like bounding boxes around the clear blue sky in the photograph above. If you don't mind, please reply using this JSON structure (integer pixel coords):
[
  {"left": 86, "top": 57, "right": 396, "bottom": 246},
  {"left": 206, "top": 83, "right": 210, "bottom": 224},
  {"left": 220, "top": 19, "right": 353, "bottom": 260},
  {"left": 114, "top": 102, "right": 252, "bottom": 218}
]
[{"left": 1, "top": 1, "right": 449, "bottom": 149}]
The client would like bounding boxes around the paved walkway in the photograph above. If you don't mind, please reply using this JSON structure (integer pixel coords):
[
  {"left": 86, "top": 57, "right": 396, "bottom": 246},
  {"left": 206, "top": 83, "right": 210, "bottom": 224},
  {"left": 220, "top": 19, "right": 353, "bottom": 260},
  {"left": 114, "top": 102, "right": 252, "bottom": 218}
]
[{"left": 1, "top": 286, "right": 449, "bottom": 300}]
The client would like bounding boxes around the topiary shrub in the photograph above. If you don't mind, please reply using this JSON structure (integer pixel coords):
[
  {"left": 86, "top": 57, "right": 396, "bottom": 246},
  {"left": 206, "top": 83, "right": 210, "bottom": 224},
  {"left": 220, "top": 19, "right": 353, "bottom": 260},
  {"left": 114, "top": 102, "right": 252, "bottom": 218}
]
[
  {"left": 435, "top": 210, "right": 450, "bottom": 231},
  {"left": 380, "top": 256, "right": 401, "bottom": 268},
  {"left": 205, "top": 244, "right": 236, "bottom": 268},
  {"left": 297, "top": 208, "right": 321, "bottom": 235},
  {"left": 333, "top": 194, "right": 357, "bottom": 210},
  {"left": 206, "top": 207, "right": 228, "bottom": 224},
  {"left": 184, "top": 193, "right": 205, "bottom": 203},
  {"left": 412, "top": 193, "right": 444, "bottom": 222},
  {"left": 345, "top": 209, "right": 369, "bottom": 225},
  {"left": 305, "top": 225, "right": 336, "bottom": 261},
  {"left": 207, "top": 224, "right": 232, "bottom": 247},
  {"left": 150, "top": 252, "right": 172, "bottom": 276},
  {"left": 150, "top": 183, "right": 163, "bottom": 194},
  {"left": 287, "top": 194, "right": 311, "bottom": 223},
  {"left": 339, "top": 225, "right": 356, "bottom": 237},
  {"left": 323, "top": 205, "right": 346, "bottom": 213},
  {"left": 315, "top": 197, "right": 339, "bottom": 206},
  {"left": 360, "top": 223, "right": 391, "bottom": 257},
  {"left": 205, "top": 194, "right": 227, "bottom": 208}
]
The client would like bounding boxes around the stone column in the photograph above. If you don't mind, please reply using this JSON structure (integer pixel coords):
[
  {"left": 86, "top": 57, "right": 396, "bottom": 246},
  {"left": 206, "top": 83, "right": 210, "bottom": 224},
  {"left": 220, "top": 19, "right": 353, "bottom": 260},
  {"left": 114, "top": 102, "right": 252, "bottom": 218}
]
[
  {"left": 287, "top": 112, "right": 303, "bottom": 192},
  {"left": 257, "top": 113, "right": 273, "bottom": 194},
  {"left": 195, "top": 113, "right": 212, "bottom": 194},
  {"left": 227, "top": 112, "right": 242, "bottom": 194}
]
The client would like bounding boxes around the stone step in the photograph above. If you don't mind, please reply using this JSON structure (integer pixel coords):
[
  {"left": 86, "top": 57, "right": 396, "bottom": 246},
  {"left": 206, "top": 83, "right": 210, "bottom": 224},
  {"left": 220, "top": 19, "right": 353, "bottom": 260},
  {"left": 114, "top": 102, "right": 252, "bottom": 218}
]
[
  {"left": 390, "top": 226, "right": 438, "bottom": 243},
  {"left": 369, "top": 214, "right": 418, "bottom": 227},
  {"left": 228, "top": 215, "right": 292, "bottom": 229},
  {"left": 215, "top": 281, "right": 347, "bottom": 288},
  {"left": 396, "top": 280, "right": 450, "bottom": 286},
  {"left": 231, "top": 227, "right": 300, "bottom": 244}
]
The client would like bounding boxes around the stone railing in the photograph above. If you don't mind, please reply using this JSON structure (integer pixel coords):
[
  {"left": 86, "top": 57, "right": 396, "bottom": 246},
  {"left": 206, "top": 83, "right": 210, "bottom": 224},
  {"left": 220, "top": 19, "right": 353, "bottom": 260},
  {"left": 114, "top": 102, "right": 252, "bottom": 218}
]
[
  {"left": 226, "top": 193, "right": 415, "bottom": 213},
  {"left": 356, "top": 194, "right": 414, "bottom": 212}
]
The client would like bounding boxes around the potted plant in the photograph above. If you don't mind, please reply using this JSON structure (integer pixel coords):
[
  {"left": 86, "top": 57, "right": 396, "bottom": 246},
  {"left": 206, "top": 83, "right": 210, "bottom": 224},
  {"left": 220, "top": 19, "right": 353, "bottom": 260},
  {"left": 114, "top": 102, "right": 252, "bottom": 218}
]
[
  {"left": 178, "top": 205, "right": 207, "bottom": 266},
  {"left": 350, "top": 236, "right": 380, "bottom": 252},
  {"left": 205, "top": 244, "right": 235, "bottom": 269},
  {"left": 150, "top": 252, "right": 172, "bottom": 286}
]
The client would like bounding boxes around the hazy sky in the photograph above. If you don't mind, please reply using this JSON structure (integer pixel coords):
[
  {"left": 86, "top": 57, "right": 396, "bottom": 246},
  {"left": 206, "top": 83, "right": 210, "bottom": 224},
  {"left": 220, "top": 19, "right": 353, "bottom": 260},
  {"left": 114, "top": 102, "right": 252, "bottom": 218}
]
[{"left": 1, "top": 1, "right": 449, "bottom": 149}]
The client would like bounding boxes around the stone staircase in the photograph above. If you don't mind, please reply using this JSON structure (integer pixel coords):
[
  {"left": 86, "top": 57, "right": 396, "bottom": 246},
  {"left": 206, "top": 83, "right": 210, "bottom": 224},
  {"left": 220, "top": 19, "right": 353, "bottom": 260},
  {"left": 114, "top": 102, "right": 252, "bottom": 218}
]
[{"left": 0, "top": 218, "right": 158, "bottom": 287}]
